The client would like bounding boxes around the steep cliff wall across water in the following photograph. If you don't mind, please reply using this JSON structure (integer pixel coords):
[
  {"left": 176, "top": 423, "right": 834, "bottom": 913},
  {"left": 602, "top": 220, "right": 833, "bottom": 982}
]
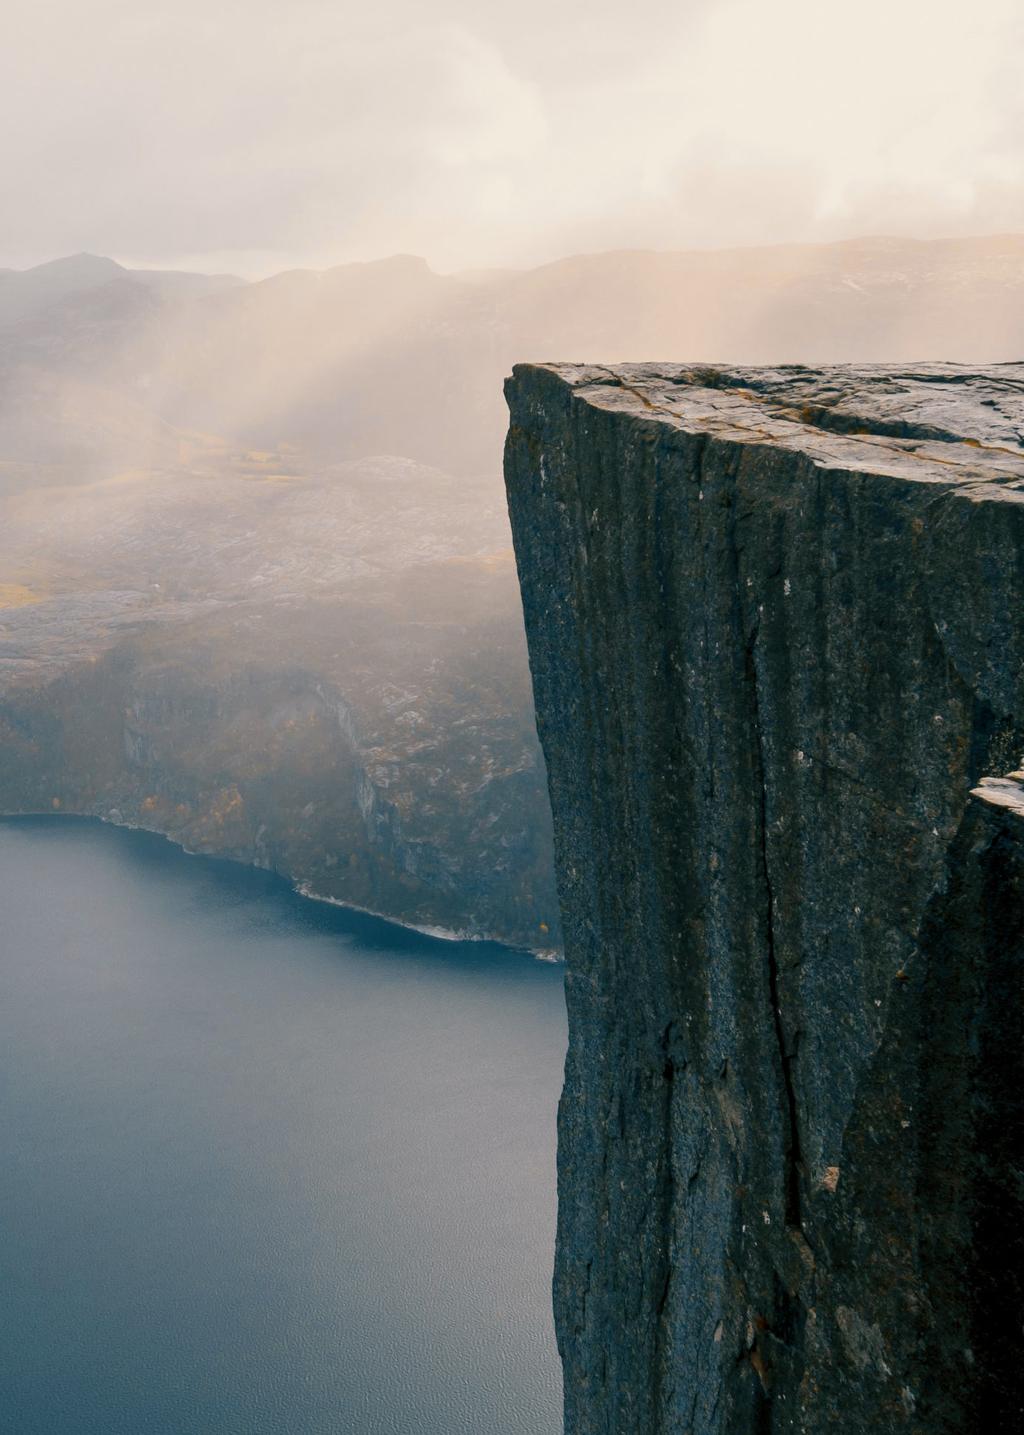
[
  {"left": 0, "top": 454, "right": 561, "bottom": 952},
  {"left": 504, "top": 363, "right": 1024, "bottom": 1433}
]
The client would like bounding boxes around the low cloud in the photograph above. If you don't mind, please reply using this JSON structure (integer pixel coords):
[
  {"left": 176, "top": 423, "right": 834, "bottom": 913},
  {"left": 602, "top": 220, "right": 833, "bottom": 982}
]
[{"left": 2, "top": 0, "right": 1021, "bottom": 274}]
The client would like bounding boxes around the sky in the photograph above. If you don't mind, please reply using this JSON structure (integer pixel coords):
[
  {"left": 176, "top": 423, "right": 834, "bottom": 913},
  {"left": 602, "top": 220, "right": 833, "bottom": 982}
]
[{"left": 4, "top": 0, "right": 1024, "bottom": 277}]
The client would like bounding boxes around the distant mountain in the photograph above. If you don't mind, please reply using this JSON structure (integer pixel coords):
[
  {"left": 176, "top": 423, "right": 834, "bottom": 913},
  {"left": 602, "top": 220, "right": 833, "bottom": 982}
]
[
  {"left": 6, "top": 234, "right": 1022, "bottom": 477},
  {"left": 127, "top": 268, "right": 246, "bottom": 301},
  {"left": 503, "top": 233, "right": 1024, "bottom": 365},
  {"left": 0, "top": 254, "right": 124, "bottom": 326},
  {"left": 0, "top": 252, "right": 243, "bottom": 330}
]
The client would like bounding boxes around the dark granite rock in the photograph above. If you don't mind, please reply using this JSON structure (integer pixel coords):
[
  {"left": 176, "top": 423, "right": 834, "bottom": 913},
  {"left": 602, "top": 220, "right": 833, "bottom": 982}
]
[{"left": 503, "top": 363, "right": 1024, "bottom": 1433}]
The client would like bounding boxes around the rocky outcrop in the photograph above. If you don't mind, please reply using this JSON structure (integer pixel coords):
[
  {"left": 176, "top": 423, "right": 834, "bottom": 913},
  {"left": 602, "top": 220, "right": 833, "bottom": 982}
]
[
  {"left": 0, "top": 560, "right": 560, "bottom": 952},
  {"left": 504, "top": 363, "right": 1024, "bottom": 1433},
  {"left": 0, "top": 449, "right": 561, "bottom": 951}
]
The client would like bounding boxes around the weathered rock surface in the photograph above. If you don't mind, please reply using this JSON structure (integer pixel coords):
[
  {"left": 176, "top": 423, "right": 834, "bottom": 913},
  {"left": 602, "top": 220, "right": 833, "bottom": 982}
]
[{"left": 504, "top": 362, "right": 1024, "bottom": 1432}]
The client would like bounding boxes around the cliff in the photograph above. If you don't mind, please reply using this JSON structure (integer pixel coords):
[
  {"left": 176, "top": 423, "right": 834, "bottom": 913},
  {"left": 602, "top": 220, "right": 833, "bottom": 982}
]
[
  {"left": 504, "top": 362, "right": 1024, "bottom": 1433},
  {"left": 0, "top": 578, "right": 558, "bottom": 949}
]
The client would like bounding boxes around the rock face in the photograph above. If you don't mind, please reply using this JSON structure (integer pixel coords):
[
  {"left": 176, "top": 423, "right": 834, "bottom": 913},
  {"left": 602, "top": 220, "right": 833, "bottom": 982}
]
[{"left": 504, "top": 363, "right": 1024, "bottom": 1433}]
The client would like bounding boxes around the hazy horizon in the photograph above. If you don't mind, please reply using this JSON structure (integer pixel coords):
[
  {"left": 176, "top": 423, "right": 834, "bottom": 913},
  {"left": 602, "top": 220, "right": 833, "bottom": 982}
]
[
  {"left": 8, "top": 227, "right": 1024, "bottom": 285},
  {"left": 4, "top": 0, "right": 1023, "bottom": 278}
]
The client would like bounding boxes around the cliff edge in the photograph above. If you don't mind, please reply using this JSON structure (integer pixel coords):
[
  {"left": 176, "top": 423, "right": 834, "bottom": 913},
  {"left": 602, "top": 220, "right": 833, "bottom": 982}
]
[{"left": 504, "top": 363, "right": 1024, "bottom": 1433}]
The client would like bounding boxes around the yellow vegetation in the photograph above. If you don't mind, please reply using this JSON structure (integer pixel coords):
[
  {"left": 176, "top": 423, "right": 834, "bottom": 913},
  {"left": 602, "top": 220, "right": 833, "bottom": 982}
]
[
  {"left": 233, "top": 472, "right": 302, "bottom": 483},
  {"left": 441, "top": 550, "right": 514, "bottom": 570},
  {"left": 0, "top": 583, "right": 41, "bottom": 609}
]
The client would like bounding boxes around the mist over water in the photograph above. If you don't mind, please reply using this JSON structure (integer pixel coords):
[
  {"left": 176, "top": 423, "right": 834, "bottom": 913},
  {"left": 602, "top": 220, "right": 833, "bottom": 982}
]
[{"left": 0, "top": 818, "right": 565, "bottom": 1435}]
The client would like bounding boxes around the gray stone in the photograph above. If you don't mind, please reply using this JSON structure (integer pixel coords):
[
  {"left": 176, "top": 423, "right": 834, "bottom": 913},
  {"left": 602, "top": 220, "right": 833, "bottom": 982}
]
[{"left": 504, "top": 363, "right": 1024, "bottom": 1433}]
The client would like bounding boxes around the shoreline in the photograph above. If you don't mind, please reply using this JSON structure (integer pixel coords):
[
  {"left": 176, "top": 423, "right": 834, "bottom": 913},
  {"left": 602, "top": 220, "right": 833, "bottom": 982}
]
[
  {"left": 0, "top": 807, "right": 564, "bottom": 964},
  {"left": 293, "top": 881, "right": 563, "bottom": 961}
]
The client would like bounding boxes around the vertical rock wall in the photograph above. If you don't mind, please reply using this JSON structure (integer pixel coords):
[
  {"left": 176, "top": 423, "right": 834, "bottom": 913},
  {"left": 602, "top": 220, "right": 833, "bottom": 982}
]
[{"left": 504, "top": 363, "right": 1024, "bottom": 1433}]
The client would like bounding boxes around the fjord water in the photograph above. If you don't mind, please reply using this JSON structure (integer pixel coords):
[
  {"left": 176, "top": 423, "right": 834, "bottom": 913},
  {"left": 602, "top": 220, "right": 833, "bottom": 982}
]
[{"left": 0, "top": 817, "right": 565, "bottom": 1435}]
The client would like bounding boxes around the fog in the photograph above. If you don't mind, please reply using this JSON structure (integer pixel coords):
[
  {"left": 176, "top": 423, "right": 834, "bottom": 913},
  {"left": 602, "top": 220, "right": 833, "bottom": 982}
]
[
  {"left": 3, "top": 0, "right": 1023, "bottom": 276},
  {"left": 2, "top": 1, "right": 1023, "bottom": 953}
]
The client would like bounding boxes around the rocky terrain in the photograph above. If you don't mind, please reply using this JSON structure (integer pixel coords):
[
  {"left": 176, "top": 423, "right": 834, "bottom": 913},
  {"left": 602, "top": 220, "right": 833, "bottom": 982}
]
[
  {"left": 3, "top": 237, "right": 1024, "bottom": 950},
  {"left": 505, "top": 362, "right": 1024, "bottom": 1431},
  {"left": 0, "top": 449, "right": 560, "bottom": 948}
]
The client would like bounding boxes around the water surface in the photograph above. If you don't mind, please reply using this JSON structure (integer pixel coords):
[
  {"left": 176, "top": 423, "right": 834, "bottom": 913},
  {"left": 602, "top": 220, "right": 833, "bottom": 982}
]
[{"left": 0, "top": 817, "right": 565, "bottom": 1434}]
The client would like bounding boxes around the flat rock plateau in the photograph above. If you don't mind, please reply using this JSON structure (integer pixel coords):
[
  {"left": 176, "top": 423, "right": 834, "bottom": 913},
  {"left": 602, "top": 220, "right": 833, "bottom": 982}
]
[{"left": 504, "top": 362, "right": 1024, "bottom": 1433}]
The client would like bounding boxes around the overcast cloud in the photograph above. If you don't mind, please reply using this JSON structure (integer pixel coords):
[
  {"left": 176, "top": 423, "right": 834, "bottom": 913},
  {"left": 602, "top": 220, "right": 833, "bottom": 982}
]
[{"left": 3, "top": 0, "right": 1023, "bottom": 275}]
